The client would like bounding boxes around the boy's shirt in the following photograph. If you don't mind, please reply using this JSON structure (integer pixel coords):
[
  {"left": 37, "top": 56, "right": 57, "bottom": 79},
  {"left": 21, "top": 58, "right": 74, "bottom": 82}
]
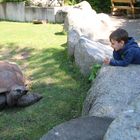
[{"left": 110, "top": 37, "right": 140, "bottom": 66}]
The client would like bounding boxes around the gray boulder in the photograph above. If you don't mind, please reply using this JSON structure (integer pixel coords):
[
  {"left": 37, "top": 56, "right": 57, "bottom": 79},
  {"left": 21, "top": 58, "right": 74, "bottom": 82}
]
[
  {"left": 104, "top": 111, "right": 140, "bottom": 140},
  {"left": 73, "top": 1, "right": 93, "bottom": 11},
  {"left": 82, "top": 65, "right": 140, "bottom": 118},
  {"left": 127, "top": 94, "right": 140, "bottom": 112},
  {"left": 103, "top": 95, "right": 140, "bottom": 139},
  {"left": 40, "top": 116, "right": 113, "bottom": 140},
  {"left": 67, "top": 28, "right": 81, "bottom": 57},
  {"left": 64, "top": 1, "right": 96, "bottom": 32},
  {"left": 74, "top": 37, "right": 112, "bottom": 76},
  {"left": 64, "top": 1, "right": 113, "bottom": 41}
]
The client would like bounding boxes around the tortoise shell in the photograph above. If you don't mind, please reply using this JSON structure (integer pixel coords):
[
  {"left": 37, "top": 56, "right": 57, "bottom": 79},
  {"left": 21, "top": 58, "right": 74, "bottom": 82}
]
[{"left": 0, "top": 61, "right": 25, "bottom": 93}]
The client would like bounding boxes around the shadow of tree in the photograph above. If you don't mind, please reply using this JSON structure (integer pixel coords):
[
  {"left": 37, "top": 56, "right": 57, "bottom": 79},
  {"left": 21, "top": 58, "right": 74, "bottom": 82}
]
[
  {"left": 0, "top": 42, "right": 34, "bottom": 62},
  {"left": 55, "top": 31, "right": 66, "bottom": 36}
]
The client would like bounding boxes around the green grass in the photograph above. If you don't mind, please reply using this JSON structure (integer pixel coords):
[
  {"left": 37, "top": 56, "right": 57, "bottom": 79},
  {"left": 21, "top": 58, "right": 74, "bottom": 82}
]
[{"left": 0, "top": 21, "right": 90, "bottom": 140}]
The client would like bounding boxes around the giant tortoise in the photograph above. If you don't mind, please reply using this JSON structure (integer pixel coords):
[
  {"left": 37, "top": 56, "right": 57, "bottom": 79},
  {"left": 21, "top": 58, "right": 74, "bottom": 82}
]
[{"left": 0, "top": 61, "right": 42, "bottom": 108}]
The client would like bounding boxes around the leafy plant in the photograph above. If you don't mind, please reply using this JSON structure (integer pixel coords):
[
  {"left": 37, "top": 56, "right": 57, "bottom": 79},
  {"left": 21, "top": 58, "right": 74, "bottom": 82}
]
[
  {"left": 89, "top": 64, "right": 101, "bottom": 81},
  {"left": 67, "top": 0, "right": 77, "bottom": 5}
]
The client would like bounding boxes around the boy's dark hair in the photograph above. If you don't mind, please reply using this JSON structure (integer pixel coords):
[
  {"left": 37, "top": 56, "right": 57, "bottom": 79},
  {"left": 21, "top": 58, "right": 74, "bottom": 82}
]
[{"left": 109, "top": 28, "right": 128, "bottom": 44}]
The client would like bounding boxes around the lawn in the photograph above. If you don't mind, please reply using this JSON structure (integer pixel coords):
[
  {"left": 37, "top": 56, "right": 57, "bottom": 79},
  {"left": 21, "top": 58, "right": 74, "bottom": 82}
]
[{"left": 0, "top": 21, "right": 90, "bottom": 140}]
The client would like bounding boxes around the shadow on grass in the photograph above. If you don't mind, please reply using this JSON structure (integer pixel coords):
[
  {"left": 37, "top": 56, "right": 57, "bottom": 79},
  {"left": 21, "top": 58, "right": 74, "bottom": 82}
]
[
  {"left": 0, "top": 43, "right": 34, "bottom": 62},
  {"left": 61, "top": 42, "right": 67, "bottom": 48},
  {"left": 55, "top": 31, "right": 66, "bottom": 36},
  {"left": 2, "top": 42, "right": 90, "bottom": 110}
]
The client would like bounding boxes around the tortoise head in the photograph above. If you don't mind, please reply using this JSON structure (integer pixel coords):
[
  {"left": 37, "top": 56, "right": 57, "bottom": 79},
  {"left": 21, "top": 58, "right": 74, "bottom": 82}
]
[{"left": 10, "top": 85, "right": 28, "bottom": 100}]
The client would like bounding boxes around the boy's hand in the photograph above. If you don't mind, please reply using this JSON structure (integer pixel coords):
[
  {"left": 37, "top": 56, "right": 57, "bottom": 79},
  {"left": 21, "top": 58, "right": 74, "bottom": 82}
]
[{"left": 104, "top": 57, "right": 110, "bottom": 65}]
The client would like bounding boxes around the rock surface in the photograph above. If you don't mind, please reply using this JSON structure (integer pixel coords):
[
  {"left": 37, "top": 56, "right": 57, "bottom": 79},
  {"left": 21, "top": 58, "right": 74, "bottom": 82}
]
[
  {"left": 104, "top": 112, "right": 140, "bottom": 140},
  {"left": 40, "top": 116, "right": 113, "bottom": 140},
  {"left": 82, "top": 65, "right": 140, "bottom": 118},
  {"left": 67, "top": 29, "right": 81, "bottom": 57},
  {"left": 74, "top": 37, "right": 112, "bottom": 76},
  {"left": 127, "top": 94, "right": 140, "bottom": 112},
  {"left": 64, "top": 1, "right": 112, "bottom": 41}
]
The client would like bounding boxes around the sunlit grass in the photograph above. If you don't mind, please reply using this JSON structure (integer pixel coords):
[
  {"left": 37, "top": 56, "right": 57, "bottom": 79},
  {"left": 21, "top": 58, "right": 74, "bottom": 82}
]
[
  {"left": 0, "top": 21, "right": 90, "bottom": 140},
  {"left": 0, "top": 21, "right": 65, "bottom": 49}
]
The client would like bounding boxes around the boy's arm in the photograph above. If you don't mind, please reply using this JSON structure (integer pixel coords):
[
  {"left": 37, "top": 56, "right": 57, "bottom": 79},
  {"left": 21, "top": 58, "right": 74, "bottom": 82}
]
[
  {"left": 113, "top": 51, "right": 122, "bottom": 60},
  {"left": 110, "top": 50, "right": 134, "bottom": 66}
]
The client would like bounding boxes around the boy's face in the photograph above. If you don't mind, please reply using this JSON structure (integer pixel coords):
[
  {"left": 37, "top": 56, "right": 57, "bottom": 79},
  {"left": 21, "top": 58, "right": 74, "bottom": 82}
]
[{"left": 110, "top": 39, "right": 125, "bottom": 51}]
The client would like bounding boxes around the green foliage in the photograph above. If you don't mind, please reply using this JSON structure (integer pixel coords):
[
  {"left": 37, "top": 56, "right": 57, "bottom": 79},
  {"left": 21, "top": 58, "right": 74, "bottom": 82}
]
[
  {"left": 24, "top": 0, "right": 31, "bottom": 5},
  {"left": 64, "top": 0, "right": 78, "bottom": 5},
  {"left": 65, "top": 0, "right": 111, "bottom": 13},
  {"left": 89, "top": 64, "right": 101, "bottom": 81},
  {"left": 68, "top": 0, "right": 76, "bottom": 5},
  {"left": 85, "top": 0, "right": 111, "bottom": 13}
]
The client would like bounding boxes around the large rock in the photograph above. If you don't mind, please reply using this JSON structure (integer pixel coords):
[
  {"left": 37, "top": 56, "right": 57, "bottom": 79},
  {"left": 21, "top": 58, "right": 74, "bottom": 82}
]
[
  {"left": 73, "top": 1, "right": 93, "bottom": 11},
  {"left": 64, "top": 1, "right": 96, "bottom": 32},
  {"left": 82, "top": 65, "right": 140, "bottom": 118},
  {"left": 103, "top": 95, "right": 140, "bottom": 139},
  {"left": 40, "top": 116, "right": 113, "bottom": 140},
  {"left": 127, "top": 94, "right": 140, "bottom": 112},
  {"left": 65, "top": 1, "right": 114, "bottom": 76},
  {"left": 64, "top": 1, "right": 113, "bottom": 41},
  {"left": 67, "top": 28, "right": 81, "bottom": 57},
  {"left": 74, "top": 37, "right": 112, "bottom": 76},
  {"left": 104, "top": 112, "right": 140, "bottom": 140}
]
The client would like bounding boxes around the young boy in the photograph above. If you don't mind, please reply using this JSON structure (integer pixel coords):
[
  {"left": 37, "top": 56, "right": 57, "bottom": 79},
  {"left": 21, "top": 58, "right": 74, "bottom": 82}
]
[{"left": 104, "top": 28, "right": 140, "bottom": 66}]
